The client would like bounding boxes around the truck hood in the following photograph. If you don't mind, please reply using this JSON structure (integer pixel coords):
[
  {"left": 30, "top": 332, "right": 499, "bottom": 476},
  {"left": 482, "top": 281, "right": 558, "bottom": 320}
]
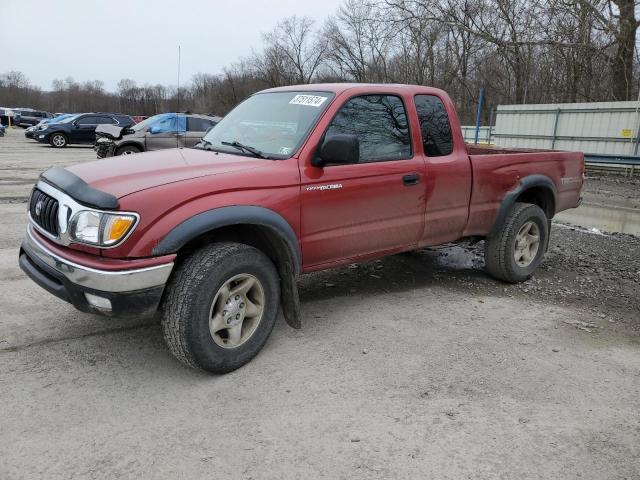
[
  {"left": 95, "top": 124, "right": 128, "bottom": 139},
  {"left": 66, "top": 148, "right": 272, "bottom": 199}
]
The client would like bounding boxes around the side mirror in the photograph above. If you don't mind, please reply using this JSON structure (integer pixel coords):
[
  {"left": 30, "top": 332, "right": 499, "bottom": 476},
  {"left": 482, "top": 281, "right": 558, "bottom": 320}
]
[
  {"left": 312, "top": 134, "right": 359, "bottom": 167},
  {"left": 149, "top": 125, "right": 161, "bottom": 134}
]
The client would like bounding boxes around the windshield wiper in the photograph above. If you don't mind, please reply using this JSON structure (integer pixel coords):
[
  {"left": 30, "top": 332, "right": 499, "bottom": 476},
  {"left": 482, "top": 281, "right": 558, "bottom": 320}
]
[
  {"left": 195, "top": 139, "right": 213, "bottom": 150},
  {"left": 221, "top": 140, "right": 270, "bottom": 159}
]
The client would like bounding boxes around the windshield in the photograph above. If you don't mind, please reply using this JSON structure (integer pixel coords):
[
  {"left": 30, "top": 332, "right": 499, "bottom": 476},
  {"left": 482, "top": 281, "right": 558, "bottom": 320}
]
[
  {"left": 201, "top": 91, "right": 334, "bottom": 159},
  {"left": 59, "top": 114, "right": 80, "bottom": 124},
  {"left": 48, "top": 114, "right": 72, "bottom": 124}
]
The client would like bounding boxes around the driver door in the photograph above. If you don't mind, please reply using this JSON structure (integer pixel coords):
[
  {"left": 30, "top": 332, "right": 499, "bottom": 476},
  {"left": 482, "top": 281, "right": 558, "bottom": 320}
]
[
  {"left": 73, "top": 115, "right": 99, "bottom": 143},
  {"left": 300, "top": 94, "right": 427, "bottom": 268},
  {"left": 145, "top": 114, "right": 186, "bottom": 150}
]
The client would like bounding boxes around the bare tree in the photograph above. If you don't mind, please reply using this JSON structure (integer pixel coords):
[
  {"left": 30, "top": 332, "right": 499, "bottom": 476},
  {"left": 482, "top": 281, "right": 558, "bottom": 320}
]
[
  {"left": 324, "top": 0, "right": 395, "bottom": 82},
  {"left": 253, "top": 15, "right": 327, "bottom": 85},
  {"left": 1, "top": 0, "right": 639, "bottom": 121}
]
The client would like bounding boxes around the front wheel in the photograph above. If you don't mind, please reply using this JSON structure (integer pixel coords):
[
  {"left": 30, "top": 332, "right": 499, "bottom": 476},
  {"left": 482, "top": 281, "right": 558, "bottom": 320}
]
[
  {"left": 49, "top": 133, "right": 68, "bottom": 148},
  {"left": 116, "top": 145, "right": 141, "bottom": 156},
  {"left": 161, "top": 242, "right": 280, "bottom": 373},
  {"left": 484, "top": 202, "right": 548, "bottom": 283}
]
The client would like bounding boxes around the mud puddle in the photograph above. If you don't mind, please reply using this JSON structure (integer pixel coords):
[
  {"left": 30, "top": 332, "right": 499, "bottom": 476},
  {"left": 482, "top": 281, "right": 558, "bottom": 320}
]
[{"left": 555, "top": 202, "right": 640, "bottom": 235}]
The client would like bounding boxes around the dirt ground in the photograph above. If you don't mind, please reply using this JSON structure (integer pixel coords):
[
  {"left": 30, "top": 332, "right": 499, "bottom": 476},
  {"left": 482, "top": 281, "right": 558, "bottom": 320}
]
[{"left": 0, "top": 127, "right": 639, "bottom": 479}]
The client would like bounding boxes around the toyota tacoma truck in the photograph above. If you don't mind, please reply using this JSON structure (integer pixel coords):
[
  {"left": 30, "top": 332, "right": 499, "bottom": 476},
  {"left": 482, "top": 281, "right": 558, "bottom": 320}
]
[{"left": 19, "top": 84, "right": 584, "bottom": 373}]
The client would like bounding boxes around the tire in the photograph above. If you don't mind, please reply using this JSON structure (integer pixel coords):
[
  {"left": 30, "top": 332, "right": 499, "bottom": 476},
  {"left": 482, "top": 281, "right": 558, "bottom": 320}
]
[
  {"left": 116, "top": 145, "right": 141, "bottom": 156},
  {"left": 49, "top": 133, "right": 68, "bottom": 148},
  {"left": 484, "top": 202, "right": 548, "bottom": 283},
  {"left": 161, "top": 242, "right": 280, "bottom": 373}
]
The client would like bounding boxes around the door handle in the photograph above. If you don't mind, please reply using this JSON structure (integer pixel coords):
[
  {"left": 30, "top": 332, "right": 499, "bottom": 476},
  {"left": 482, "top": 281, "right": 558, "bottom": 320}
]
[{"left": 403, "top": 173, "right": 420, "bottom": 185}]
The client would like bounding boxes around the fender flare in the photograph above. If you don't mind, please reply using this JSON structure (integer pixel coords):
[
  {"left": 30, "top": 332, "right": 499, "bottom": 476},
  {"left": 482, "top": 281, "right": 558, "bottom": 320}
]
[
  {"left": 153, "top": 205, "right": 303, "bottom": 328},
  {"left": 152, "top": 205, "right": 300, "bottom": 270},
  {"left": 490, "top": 174, "right": 556, "bottom": 236}
]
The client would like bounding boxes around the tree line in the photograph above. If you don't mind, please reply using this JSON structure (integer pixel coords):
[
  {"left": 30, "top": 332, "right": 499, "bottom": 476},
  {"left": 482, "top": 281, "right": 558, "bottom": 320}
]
[{"left": 1, "top": 0, "right": 637, "bottom": 124}]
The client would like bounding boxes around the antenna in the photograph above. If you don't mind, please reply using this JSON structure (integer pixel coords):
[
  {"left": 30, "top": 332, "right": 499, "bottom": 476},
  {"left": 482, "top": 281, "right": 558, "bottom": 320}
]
[{"left": 177, "top": 45, "right": 181, "bottom": 148}]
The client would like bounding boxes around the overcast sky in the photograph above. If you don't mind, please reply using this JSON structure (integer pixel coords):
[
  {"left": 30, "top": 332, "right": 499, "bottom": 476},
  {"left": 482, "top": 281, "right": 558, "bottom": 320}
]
[{"left": 1, "top": 0, "right": 344, "bottom": 92}]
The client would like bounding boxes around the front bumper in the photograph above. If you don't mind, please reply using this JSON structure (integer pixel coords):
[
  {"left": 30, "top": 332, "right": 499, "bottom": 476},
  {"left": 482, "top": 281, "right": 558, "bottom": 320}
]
[
  {"left": 35, "top": 133, "right": 49, "bottom": 143},
  {"left": 94, "top": 140, "right": 116, "bottom": 158},
  {"left": 19, "top": 226, "right": 174, "bottom": 317}
]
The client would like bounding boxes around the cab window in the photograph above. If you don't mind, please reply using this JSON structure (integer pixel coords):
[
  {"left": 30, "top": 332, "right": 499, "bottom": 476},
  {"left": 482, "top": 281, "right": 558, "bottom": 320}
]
[
  {"left": 325, "top": 95, "right": 411, "bottom": 163},
  {"left": 414, "top": 95, "right": 453, "bottom": 157}
]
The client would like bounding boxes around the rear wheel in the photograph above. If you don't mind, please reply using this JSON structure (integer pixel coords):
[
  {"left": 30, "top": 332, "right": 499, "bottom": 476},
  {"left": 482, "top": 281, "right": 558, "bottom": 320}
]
[
  {"left": 161, "top": 242, "right": 280, "bottom": 373},
  {"left": 49, "top": 133, "right": 67, "bottom": 148},
  {"left": 116, "top": 145, "right": 141, "bottom": 156},
  {"left": 484, "top": 202, "right": 548, "bottom": 283}
]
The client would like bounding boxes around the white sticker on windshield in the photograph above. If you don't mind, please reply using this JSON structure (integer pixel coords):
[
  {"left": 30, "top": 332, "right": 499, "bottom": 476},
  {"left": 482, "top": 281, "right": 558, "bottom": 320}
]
[{"left": 289, "top": 94, "right": 328, "bottom": 107}]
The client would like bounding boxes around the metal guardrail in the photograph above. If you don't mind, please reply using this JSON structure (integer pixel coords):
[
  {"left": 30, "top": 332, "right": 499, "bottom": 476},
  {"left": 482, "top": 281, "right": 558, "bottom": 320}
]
[
  {"left": 584, "top": 153, "right": 640, "bottom": 166},
  {"left": 492, "top": 133, "right": 639, "bottom": 144}
]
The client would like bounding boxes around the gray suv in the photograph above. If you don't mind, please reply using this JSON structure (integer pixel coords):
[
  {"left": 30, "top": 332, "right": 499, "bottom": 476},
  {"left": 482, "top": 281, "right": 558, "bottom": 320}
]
[
  {"left": 94, "top": 113, "right": 220, "bottom": 157},
  {"left": 14, "top": 109, "right": 53, "bottom": 127}
]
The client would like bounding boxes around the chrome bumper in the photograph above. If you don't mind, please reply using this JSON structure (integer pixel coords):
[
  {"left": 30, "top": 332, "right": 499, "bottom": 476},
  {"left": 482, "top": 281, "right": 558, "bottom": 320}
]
[{"left": 23, "top": 225, "right": 173, "bottom": 292}]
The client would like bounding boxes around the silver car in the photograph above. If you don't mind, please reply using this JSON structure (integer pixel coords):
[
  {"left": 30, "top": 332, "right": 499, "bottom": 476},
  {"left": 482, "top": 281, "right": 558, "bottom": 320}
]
[{"left": 94, "top": 113, "right": 221, "bottom": 157}]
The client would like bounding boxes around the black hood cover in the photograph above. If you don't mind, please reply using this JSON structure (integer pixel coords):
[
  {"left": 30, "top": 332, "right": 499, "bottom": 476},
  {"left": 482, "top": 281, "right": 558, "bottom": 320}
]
[{"left": 40, "top": 167, "right": 119, "bottom": 209}]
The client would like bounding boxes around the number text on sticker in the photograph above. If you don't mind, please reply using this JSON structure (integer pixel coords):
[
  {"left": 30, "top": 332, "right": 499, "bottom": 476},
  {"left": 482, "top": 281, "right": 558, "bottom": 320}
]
[{"left": 289, "top": 95, "right": 328, "bottom": 107}]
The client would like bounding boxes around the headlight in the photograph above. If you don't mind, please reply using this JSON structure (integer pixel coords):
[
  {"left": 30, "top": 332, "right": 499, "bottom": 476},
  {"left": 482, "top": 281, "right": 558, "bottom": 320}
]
[
  {"left": 69, "top": 210, "right": 138, "bottom": 246},
  {"left": 37, "top": 125, "right": 48, "bottom": 131}
]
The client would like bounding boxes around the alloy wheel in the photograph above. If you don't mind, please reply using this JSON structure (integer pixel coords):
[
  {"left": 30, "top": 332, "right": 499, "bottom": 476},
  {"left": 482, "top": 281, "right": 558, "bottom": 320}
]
[
  {"left": 514, "top": 221, "right": 540, "bottom": 267},
  {"left": 208, "top": 273, "right": 265, "bottom": 349}
]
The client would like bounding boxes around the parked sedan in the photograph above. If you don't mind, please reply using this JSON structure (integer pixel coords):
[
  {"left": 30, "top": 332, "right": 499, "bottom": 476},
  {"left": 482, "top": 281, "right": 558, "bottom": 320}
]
[
  {"left": 25, "top": 114, "right": 73, "bottom": 139},
  {"left": 35, "top": 113, "right": 135, "bottom": 148},
  {"left": 94, "top": 113, "right": 220, "bottom": 157}
]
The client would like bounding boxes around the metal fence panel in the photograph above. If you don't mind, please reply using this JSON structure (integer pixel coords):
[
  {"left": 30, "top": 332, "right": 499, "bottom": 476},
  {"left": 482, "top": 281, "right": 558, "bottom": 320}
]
[
  {"left": 494, "top": 101, "right": 640, "bottom": 156},
  {"left": 461, "top": 126, "right": 493, "bottom": 143}
]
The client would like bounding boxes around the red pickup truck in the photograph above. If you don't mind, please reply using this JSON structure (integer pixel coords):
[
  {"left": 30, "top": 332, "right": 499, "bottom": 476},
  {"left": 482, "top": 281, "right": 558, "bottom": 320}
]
[{"left": 19, "top": 84, "right": 584, "bottom": 373}]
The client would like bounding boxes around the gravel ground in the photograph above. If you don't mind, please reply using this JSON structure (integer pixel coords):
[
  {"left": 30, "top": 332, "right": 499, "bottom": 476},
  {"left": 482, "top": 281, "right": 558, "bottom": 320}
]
[
  {"left": 583, "top": 175, "right": 640, "bottom": 209},
  {"left": 299, "top": 225, "right": 640, "bottom": 334},
  {"left": 0, "top": 128, "right": 639, "bottom": 479}
]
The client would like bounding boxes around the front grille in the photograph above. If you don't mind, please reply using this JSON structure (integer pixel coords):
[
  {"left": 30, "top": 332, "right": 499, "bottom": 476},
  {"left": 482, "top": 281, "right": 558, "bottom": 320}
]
[{"left": 29, "top": 189, "right": 59, "bottom": 236}]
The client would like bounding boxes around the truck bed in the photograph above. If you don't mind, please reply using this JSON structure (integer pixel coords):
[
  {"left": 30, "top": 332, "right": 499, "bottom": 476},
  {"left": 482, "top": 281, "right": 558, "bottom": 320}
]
[
  {"left": 465, "top": 143, "right": 551, "bottom": 155},
  {"left": 462, "top": 143, "right": 585, "bottom": 237}
]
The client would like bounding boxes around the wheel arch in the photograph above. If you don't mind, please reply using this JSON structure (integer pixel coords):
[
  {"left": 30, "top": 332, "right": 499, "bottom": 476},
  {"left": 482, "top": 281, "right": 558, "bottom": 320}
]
[
  {"left": 153, "top": 206, "right": 302, "bottom": 328},
  {"left": 49, "top": 130, "right": 68, "bottom": 145},
  {"left": 115, "top": 141, "right": 144, "bottom": 154},
  {"left": 490, "top": 175, "right": 556, "bottom": 236}
]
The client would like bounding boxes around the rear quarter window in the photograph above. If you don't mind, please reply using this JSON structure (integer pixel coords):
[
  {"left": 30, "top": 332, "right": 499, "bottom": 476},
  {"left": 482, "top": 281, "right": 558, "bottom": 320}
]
[
  {"left": 187, "top": 117, "right": 214, "bottom": 132},
  {"left": 414, "top": 95, "right": 453, "bottom": 157}
]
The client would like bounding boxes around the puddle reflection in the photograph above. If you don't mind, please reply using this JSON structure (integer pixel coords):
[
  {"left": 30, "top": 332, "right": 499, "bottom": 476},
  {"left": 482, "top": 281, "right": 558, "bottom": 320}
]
[{"left": 555, "top": 203, "right": 640, "bottom": 235}]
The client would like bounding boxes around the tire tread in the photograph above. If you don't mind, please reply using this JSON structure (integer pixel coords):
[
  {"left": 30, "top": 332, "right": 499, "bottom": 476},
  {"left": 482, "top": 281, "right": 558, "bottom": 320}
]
[
  {"left": 161, "top": 242, "right": 278, "bottom": 372},
  {"left": 484, "top": 202, "right": 547, "bottom": 283}
]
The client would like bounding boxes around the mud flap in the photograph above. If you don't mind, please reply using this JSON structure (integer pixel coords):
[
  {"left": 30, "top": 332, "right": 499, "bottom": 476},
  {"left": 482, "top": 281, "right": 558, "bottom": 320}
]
[
  {"left": 280, "top": 260, "right": 301, "bottom": 329},
  {"left": 546, "top": 219, "right": 552, "bottom": 251}
]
